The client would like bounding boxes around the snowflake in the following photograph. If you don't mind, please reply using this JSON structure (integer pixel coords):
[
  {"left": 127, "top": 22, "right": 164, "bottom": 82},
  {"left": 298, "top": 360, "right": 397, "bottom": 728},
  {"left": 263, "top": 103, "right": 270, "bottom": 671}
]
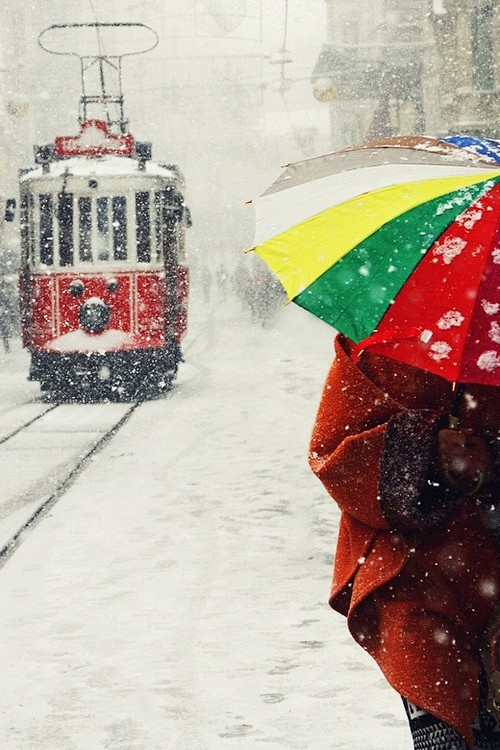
[
  {"left": 489, "top": 321, "right": 500, "bottom": 344},
  {"left": 464, "top": 392, "right": 478, "bottom": 409},
  {"left": 433, "top": 628, "right": 450, "bottom": 646},
  {"left": 482, "top": 299, "right": 500, "bottom": 315},
  {"left": 456, "top": 207, "right": 483, "bottom": 230},
  {"left": 433, "top": 236, "right": 467, "bottom": 265},
  {"left": 437, "top": 310, "right": 464, "bottom": 329},
  {"left": 477, "top": 350, "right": 500, "bottom": 372},
  {"left": 479, "top": 577, "right": 498, "bottom": 599},
  {"left": 429, "top": 341, "right": 452, "bottom": 361},
  {"left": 493, "top": 248, "right": 500, "bottom": 265}
]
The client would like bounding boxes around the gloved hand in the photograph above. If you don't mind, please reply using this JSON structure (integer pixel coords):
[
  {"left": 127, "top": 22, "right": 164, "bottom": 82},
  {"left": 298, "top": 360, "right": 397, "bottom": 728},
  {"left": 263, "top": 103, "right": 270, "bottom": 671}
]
[{"left": 437, "top": 427, "right": 495, "bottom": 494}]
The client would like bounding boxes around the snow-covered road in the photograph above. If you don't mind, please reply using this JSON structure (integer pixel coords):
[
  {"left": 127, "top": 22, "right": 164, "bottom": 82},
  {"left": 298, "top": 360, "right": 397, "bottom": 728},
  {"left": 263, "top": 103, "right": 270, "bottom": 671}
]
[{"left": 0, "top": 288, "right": 411, "bottom": 749}]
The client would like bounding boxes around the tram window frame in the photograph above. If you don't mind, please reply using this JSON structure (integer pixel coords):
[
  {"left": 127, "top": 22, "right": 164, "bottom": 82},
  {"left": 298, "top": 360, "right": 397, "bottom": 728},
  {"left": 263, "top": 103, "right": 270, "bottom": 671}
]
[
  {"left": 112, "top": 196, "right": 127, "bottom": 261},
  {"left": 136, "top": 191, "right": 151, "bottom": 263},
  {"left": 58, "top": 192, "right": 74, "bottom": 267},
  {"left": 78, "top": 196, "right": 92, "bottom": 262},
  {"left": 39, "top": 194, "right": 54, "bottom": 266}
]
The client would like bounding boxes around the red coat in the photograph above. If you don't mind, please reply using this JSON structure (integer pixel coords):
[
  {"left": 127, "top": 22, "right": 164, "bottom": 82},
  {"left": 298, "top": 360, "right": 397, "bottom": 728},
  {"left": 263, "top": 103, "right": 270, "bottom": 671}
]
[{"left": 309, "top": 334, "right": 499, "bottom": 749}]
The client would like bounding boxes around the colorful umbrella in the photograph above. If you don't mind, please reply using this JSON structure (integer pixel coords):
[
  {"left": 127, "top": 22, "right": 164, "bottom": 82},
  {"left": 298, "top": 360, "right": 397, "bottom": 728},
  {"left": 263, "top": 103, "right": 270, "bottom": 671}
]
[
  {"left": 442, "top": 135, "right": 500, "bottom": 164},
  {"left": 251, "top": 136, "right": 500, "bottom": 387}
]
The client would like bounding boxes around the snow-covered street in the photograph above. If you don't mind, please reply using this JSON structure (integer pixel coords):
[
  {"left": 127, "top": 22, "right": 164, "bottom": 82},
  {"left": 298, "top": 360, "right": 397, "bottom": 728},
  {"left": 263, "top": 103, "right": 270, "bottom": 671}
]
[{"left": 0, "top": 287, "right": 411, "bottom": 749}]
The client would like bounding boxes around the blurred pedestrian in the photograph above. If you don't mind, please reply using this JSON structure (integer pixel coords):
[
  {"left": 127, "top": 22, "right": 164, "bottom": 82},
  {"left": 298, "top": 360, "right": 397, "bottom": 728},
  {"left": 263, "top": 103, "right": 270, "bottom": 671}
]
[{"left": 0, "top": 278, "right": 14, "bottom": 353}]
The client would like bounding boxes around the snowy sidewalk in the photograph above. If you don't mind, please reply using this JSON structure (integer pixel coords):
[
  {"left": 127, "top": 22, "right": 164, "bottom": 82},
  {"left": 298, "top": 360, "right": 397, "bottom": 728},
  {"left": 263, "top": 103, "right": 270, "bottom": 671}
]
[{"left": 0, "top": 299, "right": 411, "bottom": 749}]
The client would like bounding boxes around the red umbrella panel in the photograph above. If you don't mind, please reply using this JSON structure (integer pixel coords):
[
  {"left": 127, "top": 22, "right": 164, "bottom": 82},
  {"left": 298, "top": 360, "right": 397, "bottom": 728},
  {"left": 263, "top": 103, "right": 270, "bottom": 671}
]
[{"left": 358, "top": 184, "right": 500, "bottom": 385}]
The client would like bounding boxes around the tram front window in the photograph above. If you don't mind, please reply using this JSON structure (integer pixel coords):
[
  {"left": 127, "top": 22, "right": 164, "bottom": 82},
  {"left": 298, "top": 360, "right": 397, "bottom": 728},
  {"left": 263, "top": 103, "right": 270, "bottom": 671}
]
[
  {"left": 58, "top": 192, "right": 74, "bottom": 267},
  {"left": 78, "top": 196, "right": 92, "bottom": 262},
  {"left": 112, "top": 196, "right": 127, "bottom": 261},
  {"left": 96, "top": 197, "right": 110, "bottom": 261}
]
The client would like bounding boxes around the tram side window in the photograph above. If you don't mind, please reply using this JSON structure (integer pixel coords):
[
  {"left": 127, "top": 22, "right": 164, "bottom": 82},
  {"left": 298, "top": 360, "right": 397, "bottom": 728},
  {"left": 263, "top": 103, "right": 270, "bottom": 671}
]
[
  {"left": 20, "top": 194, "right": 30, "bottom": 265},
  {"left": 112, "top": 196, "right": 127, "bottom": 261},
  {"left": 78, "top": 197, "right": 92, "bottom": 262},
  {"left": 39, "top": 194, "right": 54, "bottom": 266},
  {"left": 136, "top": 192, "right": 151, "bottom": 263},
  {"left": 58, "top": 193, "right": 74, "bottom": 267},
  {"left": 154, "top": 191, "right": 164, "bottom": 262},
  {"left": 97, "top": 197, "right": 110, "bottom": 261},
  {"left": 29, "top": 194, "right": 35, "bottom": 266}
]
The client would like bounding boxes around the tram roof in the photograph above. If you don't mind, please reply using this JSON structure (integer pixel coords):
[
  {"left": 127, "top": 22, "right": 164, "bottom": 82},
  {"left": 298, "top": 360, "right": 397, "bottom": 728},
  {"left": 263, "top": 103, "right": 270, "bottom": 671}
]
[{"left": 20, "top": 156, "right": 181, "bottom": 184}]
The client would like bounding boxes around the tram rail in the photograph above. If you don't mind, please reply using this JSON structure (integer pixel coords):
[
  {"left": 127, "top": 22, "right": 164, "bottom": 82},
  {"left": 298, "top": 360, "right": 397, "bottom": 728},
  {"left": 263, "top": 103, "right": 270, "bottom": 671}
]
[
  {"left": 0, "top": 399, "right": 141, "bottom": 567},
  {"left": 0, "top": 403, "right": 59, "bottom": 446}
]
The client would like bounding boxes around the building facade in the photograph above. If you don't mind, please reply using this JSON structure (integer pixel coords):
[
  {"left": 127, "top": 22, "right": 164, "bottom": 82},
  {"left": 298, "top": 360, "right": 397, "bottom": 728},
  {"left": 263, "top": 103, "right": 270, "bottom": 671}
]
[{"left": 313, "top": 0, "right": 500, "bottom": 148}]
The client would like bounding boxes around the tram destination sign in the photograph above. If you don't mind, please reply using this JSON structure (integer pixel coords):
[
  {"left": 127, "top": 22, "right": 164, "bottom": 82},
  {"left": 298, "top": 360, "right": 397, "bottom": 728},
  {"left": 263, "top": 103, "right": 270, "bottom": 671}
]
[{"left": 55, "top": 120, "right": 134, "bottom": 157}]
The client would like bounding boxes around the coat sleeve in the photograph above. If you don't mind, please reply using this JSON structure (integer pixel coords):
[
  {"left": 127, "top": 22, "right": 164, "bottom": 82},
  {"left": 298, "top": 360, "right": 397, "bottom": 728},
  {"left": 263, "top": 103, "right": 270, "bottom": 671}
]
[
  {"left": 309, "top": 337, "right": 461, "bottom": 532},
  {"left": 309, "top": 337, "right": 401, "bottom": 530}
]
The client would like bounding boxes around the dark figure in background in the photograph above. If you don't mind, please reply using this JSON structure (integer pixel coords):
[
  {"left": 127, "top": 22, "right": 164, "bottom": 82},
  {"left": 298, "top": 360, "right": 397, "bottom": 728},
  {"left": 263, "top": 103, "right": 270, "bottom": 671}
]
[
  {"left": 216, "top": 265, "right": 228, "bottom": 302},
  {"left": 309, "top": 334, "right": 500, "bottom": 750},
  {"left": 0, "top": 278, "right": 14, "bottom": 353},
  {"left": 200, "top": 266, "right": 212, "bottom": 304},
  {"left": 247, "top": 271, "right": 284, "bottom": 325}
]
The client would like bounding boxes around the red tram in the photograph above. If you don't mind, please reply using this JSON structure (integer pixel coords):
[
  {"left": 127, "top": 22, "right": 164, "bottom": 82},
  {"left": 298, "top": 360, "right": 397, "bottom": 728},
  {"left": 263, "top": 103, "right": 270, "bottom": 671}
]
[{"left": 19, "top": 23, "right": 191, "bottom": 400}]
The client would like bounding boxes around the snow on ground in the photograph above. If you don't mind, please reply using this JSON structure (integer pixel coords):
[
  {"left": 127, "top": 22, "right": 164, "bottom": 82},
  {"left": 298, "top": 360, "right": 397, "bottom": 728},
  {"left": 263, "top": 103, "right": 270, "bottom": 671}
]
[{"left": 0, "top": 285, "right": 411, "bottom": 749}]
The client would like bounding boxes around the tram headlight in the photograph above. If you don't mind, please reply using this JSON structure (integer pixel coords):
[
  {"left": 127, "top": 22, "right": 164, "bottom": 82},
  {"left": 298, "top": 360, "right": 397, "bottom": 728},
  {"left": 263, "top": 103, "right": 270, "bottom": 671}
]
[
  {"left": 79, "top": 297, "right": 111, "bottom": 333},
  {"left": 68, "top": 279, "right": 85, "bottom": 297}
]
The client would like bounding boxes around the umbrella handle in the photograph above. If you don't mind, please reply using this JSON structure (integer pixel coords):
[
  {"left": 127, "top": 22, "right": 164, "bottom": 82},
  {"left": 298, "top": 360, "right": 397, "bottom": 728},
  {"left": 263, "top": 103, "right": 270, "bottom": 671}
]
[{"left": 449, "top": 382, "right": 465, "bottom": 429}]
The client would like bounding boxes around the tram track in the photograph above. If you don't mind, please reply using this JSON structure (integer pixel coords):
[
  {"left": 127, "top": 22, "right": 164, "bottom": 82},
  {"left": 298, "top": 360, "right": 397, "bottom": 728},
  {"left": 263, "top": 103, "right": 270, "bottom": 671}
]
[
  {"left": 0, "top": 396, "right": 43, "bottom": 420},
  {"left": 0, "top": 399, "right": 142, "bottom": 568},
  {"left": 0, "top": 403, "right": 59, "bottom": 446}
]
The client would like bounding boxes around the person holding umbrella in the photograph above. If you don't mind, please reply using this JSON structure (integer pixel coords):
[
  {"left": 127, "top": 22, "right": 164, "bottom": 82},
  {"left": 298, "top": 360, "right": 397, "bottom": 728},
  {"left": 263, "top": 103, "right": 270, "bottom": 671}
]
[
  {"left": 251, "top": 136, "right": 500, "bottom": 749},
  {"left": 309, "top": 333, "right": 499, "bottom": 749}
]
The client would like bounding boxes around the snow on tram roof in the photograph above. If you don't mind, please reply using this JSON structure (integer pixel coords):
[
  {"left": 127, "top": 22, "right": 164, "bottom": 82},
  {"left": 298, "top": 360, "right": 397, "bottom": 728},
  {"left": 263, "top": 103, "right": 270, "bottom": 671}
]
[{"left": 20, "top": 156, "right": 180, "bottom": 183}]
